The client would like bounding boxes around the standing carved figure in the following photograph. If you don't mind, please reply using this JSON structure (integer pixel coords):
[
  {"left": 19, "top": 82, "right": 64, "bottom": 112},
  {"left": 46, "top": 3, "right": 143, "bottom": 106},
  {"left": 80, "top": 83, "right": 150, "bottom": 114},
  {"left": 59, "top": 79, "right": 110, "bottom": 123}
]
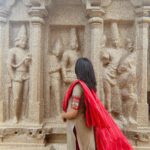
[
  {"left": 100, "top": 35, "right": 111, "bottom": 110},
  {"left": 118, "top": 39, "right": 137, "bottom": 126},
  {"left": 101, "top": 23, "right": 127, "bottom": 127},
  {"left": 49, "top": 38, "right": 62, "bottom": 116},
  {"left": 7, "top": 25, "right": 32, "bottom": 123},
  {"left": 62, "top": 27, "right": 79, "bottom": 84}
]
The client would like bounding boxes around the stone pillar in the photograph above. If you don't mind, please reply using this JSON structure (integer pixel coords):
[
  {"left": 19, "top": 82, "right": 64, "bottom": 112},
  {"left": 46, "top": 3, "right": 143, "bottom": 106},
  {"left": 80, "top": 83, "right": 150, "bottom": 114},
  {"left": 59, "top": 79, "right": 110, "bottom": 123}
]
[
  {"left": 0, "top": 8, "right": 9, "bottom": 122},
  {"left": 136, "top": 8, "right": 150, "bottom": 127},
  {"left": 28, "top": 7, "right": 48, "bottom": 124},
  {"left": 87, "top": 7, "right": 105, "bottom": 101}
]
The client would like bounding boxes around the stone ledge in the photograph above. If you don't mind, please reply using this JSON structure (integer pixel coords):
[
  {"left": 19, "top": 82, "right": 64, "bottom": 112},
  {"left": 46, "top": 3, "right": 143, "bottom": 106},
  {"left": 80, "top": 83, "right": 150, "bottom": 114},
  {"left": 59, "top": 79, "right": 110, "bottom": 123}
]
[
  {"left": 124, "top": 128, "right": 150, "bottom": 147},
  {"left": 0, "top": 122, "right": 66, "bottom": 145},
  {"left": 0, "top": 144, "right": 67, "bottom": 150}
]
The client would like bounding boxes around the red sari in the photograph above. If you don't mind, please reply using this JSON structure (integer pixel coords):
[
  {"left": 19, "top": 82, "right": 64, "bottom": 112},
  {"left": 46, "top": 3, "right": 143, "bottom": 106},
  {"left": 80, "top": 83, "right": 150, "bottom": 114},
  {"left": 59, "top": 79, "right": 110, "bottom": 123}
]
[{"left": 62, "top": 80, "right": 133, "bottom": 150}]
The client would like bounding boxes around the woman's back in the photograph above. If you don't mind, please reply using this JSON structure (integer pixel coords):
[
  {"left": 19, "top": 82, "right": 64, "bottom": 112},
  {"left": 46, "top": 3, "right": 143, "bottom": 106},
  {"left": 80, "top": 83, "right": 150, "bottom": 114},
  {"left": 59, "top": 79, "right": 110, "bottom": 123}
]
[{"left": 67, "top": 83, "right": 95, "bottom": 150}]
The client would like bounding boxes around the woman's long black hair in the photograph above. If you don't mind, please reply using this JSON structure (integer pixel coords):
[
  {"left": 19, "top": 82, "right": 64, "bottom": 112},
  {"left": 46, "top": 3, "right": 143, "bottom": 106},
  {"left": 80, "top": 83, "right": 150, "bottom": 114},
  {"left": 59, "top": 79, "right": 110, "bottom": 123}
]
[{"left": 75, "top": 57, "right": 97, "bottom": 92}]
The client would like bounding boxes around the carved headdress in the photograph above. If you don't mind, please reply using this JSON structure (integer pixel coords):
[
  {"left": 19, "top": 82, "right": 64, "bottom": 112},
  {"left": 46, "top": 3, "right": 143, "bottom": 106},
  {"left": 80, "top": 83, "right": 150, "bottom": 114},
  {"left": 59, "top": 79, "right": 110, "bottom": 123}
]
[
  {"left": 70, "top": 27, "right": 78, "bottom": 50},
  {"left": 126, "top": 38, "right": 134, "bottom": 52},
  {"left": 111, "top": 22, "right": 120, "bottom": 41},
  {"left": 15, "top": 25, "right": 27, "bottom": 42},
  {"left": 52, "top": 38, "right": 63, "bottom": 56}
]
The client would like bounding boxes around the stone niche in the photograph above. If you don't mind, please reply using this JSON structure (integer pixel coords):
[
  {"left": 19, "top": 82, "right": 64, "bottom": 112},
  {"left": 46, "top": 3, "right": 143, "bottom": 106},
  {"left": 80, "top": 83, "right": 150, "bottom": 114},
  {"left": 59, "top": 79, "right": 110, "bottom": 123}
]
[{"left": 0, "top": 0, "right": 150, "bottom": 150}]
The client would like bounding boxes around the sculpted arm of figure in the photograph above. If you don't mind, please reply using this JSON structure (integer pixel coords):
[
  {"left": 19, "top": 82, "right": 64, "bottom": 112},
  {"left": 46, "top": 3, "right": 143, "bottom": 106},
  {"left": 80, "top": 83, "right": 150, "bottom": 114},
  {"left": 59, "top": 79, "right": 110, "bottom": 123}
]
[
  {"left": 49, "top": 64, "right": 61, "bottom": 74},
  {"left": 7, "top": 50, "right": 15, "bottom": 80},
  {"left": 11, "top": 54, "right": 31, "bottom": 68},
  {"left": 61, "top": 84, "right": 82, "bottom": 120},
  {"left": 61, "top": 53, "right": 68, "bottom": 82},
  {"left": 24, "top": 53, "right": 32, "bottom": 66}
]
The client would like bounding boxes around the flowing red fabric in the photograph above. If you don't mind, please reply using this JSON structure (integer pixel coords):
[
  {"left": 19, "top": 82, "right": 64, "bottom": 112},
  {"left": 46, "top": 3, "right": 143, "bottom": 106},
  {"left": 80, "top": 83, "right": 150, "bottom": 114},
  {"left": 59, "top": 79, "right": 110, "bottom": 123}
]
[{"left": 62, "top": 80, "right": 133, "bottom": 150}]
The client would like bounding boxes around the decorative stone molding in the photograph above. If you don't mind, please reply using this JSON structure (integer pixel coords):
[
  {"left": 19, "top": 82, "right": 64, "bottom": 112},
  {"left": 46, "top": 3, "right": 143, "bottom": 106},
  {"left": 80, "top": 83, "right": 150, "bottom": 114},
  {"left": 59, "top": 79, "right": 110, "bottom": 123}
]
[
  {"left": 0, "top": 8, "right": 9, "bottom": 23},
  {"left": 87, "top": 7, "right": 105, "bottom": 18},
  {"left": 0, "top": 0, "right": 16, "bottom": 22},
  {"left": 136, "top": 6, "right": 150, "bottom": 23},
  {"left": 143, "top": 0, "right": 150, "bottom": 6},
  {"left": 86, "top": 0, "right": 112, "bottom": 7},
  {"left": 124, "top": 129, "right": 150, "bottom": 143},
  {"left": 130, "top": 0, "right": 142, "bottom": 7},
  {"left": 131, "top": 0, "right": 150, "bottom": 7},
  {"left": 101, "top": 0, "right": 112, "bottom": 7},
  {"left": 0, "top": 0, "right": 16, "bottom": 10},
  {"left": 86, "top": 3, "right": 105, "bottom": 23},
  {"left": 0, "top": 127, "right": 52, "bottom": 144},
  {"left": 28, "top": 7, "right": 48, "bottom": 24},
  {"left": 23, "top": 0, "right": 52, "bottom": 8},
  {"left": 89, "top": 0, "right": 101, "bottom": 6},
  {"left": 86, "top": 6, "right": 105, "bottom": 33}
]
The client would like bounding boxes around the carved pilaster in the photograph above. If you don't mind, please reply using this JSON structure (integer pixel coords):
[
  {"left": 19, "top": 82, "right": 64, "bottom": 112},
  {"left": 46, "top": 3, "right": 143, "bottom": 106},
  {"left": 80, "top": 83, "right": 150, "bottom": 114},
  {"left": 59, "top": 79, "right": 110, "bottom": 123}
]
[
  {"left": 28, "top": 7, "right": 48, "bottom": 123},
  {"left": 135, "top": 7, "right": 150, "bottom": 127},
  {"left": 0, "top": 7, "right": 10, "bottom": 123},
  {"left": 87, "top": 6, "right": 105, "bottom": 101}
]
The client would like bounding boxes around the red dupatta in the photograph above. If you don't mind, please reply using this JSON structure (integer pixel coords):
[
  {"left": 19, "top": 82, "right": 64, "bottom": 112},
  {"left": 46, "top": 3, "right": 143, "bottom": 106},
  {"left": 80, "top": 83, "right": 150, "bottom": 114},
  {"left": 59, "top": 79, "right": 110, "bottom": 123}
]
[{"left": 62, "top": 80, "right": 133, "bottom": 150}]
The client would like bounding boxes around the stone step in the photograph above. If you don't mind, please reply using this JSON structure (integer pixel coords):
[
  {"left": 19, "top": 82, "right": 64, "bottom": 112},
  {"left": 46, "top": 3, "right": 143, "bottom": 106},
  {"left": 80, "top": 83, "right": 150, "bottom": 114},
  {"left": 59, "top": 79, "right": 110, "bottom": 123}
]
[{"left": 0, "top": 144, "right": 67, "bottom": 150}]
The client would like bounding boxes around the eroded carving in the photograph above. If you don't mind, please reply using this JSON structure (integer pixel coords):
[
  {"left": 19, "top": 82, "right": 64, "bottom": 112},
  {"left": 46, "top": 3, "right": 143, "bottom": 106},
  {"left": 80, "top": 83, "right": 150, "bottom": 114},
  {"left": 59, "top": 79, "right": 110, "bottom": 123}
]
[
  {"left": 7, "top": 25, "right": 32, "bottom": 123},
  {"left": 0, "top": 127, "right": 52, "bottom": 143},
  {"left": 49, "top": 38, "right": 63, "bottom": 116},
  {"left": 118, "top": 38, "right": 137, "bottom": 127},
  {"left": 101, "top": 22, "right": 127, "bottom": 128},
  {"left": 62, "top": 27, "right": 80, "bottom": 84}
]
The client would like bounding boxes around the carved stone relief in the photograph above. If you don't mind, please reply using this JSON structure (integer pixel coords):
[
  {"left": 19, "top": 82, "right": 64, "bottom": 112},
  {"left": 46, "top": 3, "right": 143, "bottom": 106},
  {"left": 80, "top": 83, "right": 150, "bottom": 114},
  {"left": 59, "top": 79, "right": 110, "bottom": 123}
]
[
  {"left": 0, "top": 0, "right": 150, "bottom": 149},
  {"left": 62, "top": 27, "right": 80, "bottom": 85},
  {"left": 118, "top": 38, "right": 137, "bottom": 127},
  {"left": 49, "top": 38, "right": 63, "bottom": 116},
  {"left": 7, "top": 25, "right": 31, "bottom": 123},
  {"left": 47, "top": 26, "right": 83, "bottom": 118},
  {"left": 101, "top": 22, "right": 137, "bottom": 128}
]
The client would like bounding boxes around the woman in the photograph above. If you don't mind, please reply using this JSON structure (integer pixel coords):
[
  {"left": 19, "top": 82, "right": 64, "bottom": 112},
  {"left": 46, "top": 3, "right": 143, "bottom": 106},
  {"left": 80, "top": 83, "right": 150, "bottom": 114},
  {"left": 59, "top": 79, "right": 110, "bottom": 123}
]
[{"left": 61, "top": 57, "right": 133, "bottom": 150}]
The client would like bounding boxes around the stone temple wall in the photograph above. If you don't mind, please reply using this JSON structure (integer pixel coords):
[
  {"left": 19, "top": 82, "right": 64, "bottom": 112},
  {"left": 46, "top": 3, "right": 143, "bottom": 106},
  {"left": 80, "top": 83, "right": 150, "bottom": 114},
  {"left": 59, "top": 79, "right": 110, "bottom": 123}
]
[{"left": 0, "top": 0, "right": 150, "bottom": 150}]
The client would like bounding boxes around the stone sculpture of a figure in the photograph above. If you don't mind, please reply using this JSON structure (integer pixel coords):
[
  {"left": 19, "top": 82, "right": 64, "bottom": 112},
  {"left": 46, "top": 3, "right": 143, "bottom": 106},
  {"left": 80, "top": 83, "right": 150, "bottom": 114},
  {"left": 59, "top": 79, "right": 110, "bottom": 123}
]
[
  {"left": 101, "top": 22, "right": 127, "bottom": 128},
  {"left": 7, "top": 25, "right": 32, "bottom": 123},
  {"left": 100, "top": 35, "right": 111, "bottom": 110},
  {"left": 118, "top": 39, "right": 137, "bottom": 126},
  {"left": 49, "top": 38, "right": 63, "bottom": 116},
  {"left": 62, "top": 27, "right": 79, "bottom": 84}
]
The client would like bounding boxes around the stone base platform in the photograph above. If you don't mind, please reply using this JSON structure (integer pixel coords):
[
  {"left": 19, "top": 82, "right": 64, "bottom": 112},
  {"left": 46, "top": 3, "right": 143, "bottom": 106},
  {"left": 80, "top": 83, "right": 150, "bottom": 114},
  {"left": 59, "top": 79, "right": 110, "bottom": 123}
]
[
  {"left": 0, "top": 119, "right": 67, "bottom": 150},
  {"left": 124, "top": 127, "right": 150, "bottom": 150},
  {"left": 0, "top": 144, "right": 67, "bottom": 150},
  {"left": 134, "top": 147, "right": 150, "bottom": 150},
  {"left": 1, "top": 121, "right": 150, "bottom": 150}
]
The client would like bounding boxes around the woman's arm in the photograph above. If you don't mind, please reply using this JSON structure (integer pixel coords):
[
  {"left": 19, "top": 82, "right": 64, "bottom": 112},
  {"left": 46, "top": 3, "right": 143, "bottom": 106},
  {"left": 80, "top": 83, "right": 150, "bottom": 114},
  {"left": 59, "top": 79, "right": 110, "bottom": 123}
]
[
  {"left": 61, "top": 109, "right": 78, "bottom": 120},
  {"left": 61, "top": 84, "right": 83, "bottom": 121}
]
